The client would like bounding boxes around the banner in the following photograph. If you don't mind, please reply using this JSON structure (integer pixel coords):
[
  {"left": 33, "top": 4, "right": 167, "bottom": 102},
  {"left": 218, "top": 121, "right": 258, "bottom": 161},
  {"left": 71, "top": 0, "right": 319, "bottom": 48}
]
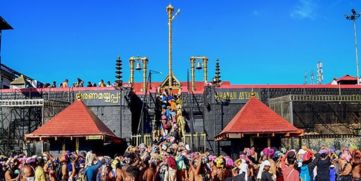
[
  {"left": 213, "top": 88, "right": 261, "bottom": 103},
  {"left": 75, "top": 90, "right": 121, "bottom": 106}
]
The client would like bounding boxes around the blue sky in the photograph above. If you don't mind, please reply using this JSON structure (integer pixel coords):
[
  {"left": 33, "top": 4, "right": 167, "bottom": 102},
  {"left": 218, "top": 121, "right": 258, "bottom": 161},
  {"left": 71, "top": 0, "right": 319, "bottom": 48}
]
[{"left": 0, "top": 0, "right": 360, "bottom": 84}]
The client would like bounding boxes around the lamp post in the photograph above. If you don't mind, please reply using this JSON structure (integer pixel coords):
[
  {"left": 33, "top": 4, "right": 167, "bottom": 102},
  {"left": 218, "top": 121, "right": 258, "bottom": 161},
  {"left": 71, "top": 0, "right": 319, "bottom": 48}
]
[
  {"left": 148, "top": 69, "right": 162, "bottom": 141},
  {"left": 346, "top": 9, "right": 361, "bottom": 85},
  {"left": 148, "top": 70, "right": 162, "bottom": 91},
  {"left": 139, "top": 69, "right": 162, "bottom": 143}
]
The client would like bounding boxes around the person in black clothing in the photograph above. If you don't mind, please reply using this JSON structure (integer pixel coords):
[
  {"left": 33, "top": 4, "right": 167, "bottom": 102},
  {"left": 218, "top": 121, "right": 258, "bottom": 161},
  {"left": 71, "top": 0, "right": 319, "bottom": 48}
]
[
  {"left": 77, "top": 78, "right": 84, "bottom": 87},
  {"left": 314, "top": 152, "right": 331, "bottom": 181},
  {"left": 261, "top": 160, "right": 273, "bottom": 181}
]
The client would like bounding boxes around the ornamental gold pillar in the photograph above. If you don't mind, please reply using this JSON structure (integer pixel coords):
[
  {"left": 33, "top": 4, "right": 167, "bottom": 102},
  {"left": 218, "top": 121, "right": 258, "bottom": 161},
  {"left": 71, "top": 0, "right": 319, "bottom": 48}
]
[
  {"left": 167, "top": 4, "right": 174, "bottom": 87},
  {"left": 142, "top": 57, "right": 148, "bottom": 92},
  {"left": 203, "top": 57, "right": 208, "bottom": 83},
  {"left": 129, "top": 57, "right": 135, "bottom": 84},
  {"left": 190, "top": 57, "right": 195, "bottom": 91}
]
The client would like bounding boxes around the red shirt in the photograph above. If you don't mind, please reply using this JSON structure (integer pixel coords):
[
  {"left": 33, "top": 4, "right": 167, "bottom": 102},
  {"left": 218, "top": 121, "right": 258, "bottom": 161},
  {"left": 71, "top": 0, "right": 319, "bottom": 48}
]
[
  {"left": 167, "top": 156, "right": 177, "bottom": 170},
  {"left": 280, "top": 157, "right": 300, "bottom": 181}
]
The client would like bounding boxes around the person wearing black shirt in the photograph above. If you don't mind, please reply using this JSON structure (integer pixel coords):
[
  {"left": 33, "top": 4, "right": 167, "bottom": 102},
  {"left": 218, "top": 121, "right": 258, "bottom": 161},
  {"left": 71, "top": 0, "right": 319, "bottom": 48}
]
[
  {"left": 314, "top": 153, "right": 331, "bottom": 181},
  {"left": 261, "top": 160, "right": 273, "bottom": 181}
]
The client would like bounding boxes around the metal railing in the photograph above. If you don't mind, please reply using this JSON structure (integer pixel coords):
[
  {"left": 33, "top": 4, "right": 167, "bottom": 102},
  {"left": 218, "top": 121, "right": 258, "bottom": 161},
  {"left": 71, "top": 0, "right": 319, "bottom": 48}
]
[
  {"left": 131, "top": 132, "right": 207, "bottom": 151},
  {"left": 269, "top": 94, "right": 361, "bottom": 104},
  {"left": 0, "top": 99, "right": 44, "bottom": 107}
]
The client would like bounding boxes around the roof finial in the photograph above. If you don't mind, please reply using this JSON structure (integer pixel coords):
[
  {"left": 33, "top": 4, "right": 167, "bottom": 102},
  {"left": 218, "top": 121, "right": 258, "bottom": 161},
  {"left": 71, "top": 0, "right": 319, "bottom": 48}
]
[
  {"left": 76, "top": 93, "right": 82, "bottom": 100},
  {"left": 250, "top": 92, "right": 256, "bottom": 97},
  {"left": 115, "top": 56, "right": 123, "bottom": 87},
  {"left": 213, "top": 59, "right": 221, "bottom": 86},
  {"left": 250, "top": 88, "right": 256, "bottom": 97}
]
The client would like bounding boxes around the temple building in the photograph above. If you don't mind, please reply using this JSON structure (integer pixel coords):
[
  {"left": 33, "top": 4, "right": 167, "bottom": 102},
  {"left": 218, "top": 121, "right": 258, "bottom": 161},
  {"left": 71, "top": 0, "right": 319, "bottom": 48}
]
[{"left": 0, "top": 6, "right": 360, "bottom": 155}]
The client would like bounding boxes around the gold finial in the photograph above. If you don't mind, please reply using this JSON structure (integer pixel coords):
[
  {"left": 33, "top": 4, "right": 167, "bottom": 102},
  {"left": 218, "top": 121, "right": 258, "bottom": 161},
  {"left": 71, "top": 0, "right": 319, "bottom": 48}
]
[
  {"left": 250, "top": 91, "right": 256, "bottom": 97},
  {"left": 76, "top": 93, "right": 82, "bottom": 100},
  {"left": 167, "top": 4, "right": 174, "bottom": 11}
]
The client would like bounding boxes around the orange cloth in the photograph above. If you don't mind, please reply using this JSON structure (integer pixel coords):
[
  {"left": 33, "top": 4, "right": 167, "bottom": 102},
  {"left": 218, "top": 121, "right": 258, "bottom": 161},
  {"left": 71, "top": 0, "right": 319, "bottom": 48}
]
[
  {"left": 170, "top": 101, "right": 177, "bottom": 111},
  {"left": 99, "top": 82, "right": 106, "bottom": 87}
]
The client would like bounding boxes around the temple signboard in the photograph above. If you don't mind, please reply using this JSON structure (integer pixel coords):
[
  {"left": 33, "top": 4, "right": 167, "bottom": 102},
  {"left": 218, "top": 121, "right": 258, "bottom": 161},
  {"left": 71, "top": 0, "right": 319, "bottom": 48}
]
[
  {"left": 213, "top": 88, "right": 261, "bottom": 103},
  {"left": 75, "top": 90, "right": 122, "bottom": 106}
]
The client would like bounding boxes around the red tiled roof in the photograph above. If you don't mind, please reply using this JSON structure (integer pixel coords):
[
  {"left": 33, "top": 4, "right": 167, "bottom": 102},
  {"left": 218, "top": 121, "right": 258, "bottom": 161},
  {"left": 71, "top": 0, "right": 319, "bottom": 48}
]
[
  {"left": 25, "top": 100, "right": 120, "bottom": 141},
  {"left": 216, "top": 96, "right": 302, "bottom": 140},
  {"left": 336, "top": 75, "right": 357, "bottom": 82}
]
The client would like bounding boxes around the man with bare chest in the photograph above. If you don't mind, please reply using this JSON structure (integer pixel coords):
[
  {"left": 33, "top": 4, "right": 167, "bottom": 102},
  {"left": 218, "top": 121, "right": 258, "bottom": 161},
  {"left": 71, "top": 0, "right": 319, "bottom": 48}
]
[
  {"left": 352, "top": 150, "right": 361, "bottom": 181},
  {"left": 142, "top": 162, "right": 156, "bottom": 181}
]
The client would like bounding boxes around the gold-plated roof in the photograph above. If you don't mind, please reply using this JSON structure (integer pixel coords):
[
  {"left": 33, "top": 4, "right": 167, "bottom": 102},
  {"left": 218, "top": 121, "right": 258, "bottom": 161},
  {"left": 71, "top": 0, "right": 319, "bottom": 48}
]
[{"left": 10, "top": 75, "right": 26, "bottom": 85}]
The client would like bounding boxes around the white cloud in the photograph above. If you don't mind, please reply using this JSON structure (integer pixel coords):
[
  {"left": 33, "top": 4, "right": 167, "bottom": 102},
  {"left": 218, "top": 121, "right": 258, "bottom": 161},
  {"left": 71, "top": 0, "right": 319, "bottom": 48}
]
[{"left": 290, "top": 0, "right": 317, "bottom": 20}]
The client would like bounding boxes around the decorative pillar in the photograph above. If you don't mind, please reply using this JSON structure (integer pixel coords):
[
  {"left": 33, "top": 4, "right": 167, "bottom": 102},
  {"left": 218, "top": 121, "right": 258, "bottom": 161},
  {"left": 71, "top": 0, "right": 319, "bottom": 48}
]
[
  {"left": 75, "top": 138, "right": 79, "bottom": 153},
  {"left": 203, "top": 57, "right": 208, "bottom": 83},
  {"left": 129, "top": 57, "right": 135, "bottom": 84},
  {"left": 167, "top": 4, "right": 174, "bottom": 87},
  {"left": 142, "top": 57, "right": 148, "bottom": 92},
  {"left": 190, "top": 57, "right": 195, "bottom": 91},
  {"left": 62, "top": 140, "right": 66, "bottom": 151},
  {"left": 267, "top": 137, "right": 271, "bottom": 147}
]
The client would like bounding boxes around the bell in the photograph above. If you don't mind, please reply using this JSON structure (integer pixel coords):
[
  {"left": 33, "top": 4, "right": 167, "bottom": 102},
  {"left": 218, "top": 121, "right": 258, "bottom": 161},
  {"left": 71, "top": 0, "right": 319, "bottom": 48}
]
[
  {"left": 196, "top": 61, "right": 202, "bottom": 70},
  {"left": 135, "top": 62, "right": 142, "bottom": 70}
]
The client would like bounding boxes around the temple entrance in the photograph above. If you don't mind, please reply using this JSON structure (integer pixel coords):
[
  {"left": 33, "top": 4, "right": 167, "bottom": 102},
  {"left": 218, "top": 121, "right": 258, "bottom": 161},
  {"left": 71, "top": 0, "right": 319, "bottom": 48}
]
[
  {"left": 252, "top": 136, "right": 282, "bottom": 152},
  {"left": 252, "top": 137, "right": 268, "bottom": 153}
]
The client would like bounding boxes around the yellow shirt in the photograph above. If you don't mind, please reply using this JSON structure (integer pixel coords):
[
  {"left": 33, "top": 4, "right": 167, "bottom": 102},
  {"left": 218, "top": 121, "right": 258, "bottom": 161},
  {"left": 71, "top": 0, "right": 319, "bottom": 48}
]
[{"left": 35, "top": 166, "right": 46, "bottom": 181}]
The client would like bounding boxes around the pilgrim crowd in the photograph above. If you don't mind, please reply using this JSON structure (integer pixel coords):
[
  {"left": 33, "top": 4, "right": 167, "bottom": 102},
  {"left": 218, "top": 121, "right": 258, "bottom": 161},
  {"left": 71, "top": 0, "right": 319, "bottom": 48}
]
[
  {"left": 40, "top": 79, "right": 113, "bottom": 89},
  {"left": 2, "top": 87, "right": 361, "bottom": 181},
  {"left": 1, "top": 143, "right": 361, "bottom": 181},
  {"left": 3, "top": 86, "right": 360, "bottom": 181},
  {"left": 154, "top": 89, "right": 185, "bottom": 143}
]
